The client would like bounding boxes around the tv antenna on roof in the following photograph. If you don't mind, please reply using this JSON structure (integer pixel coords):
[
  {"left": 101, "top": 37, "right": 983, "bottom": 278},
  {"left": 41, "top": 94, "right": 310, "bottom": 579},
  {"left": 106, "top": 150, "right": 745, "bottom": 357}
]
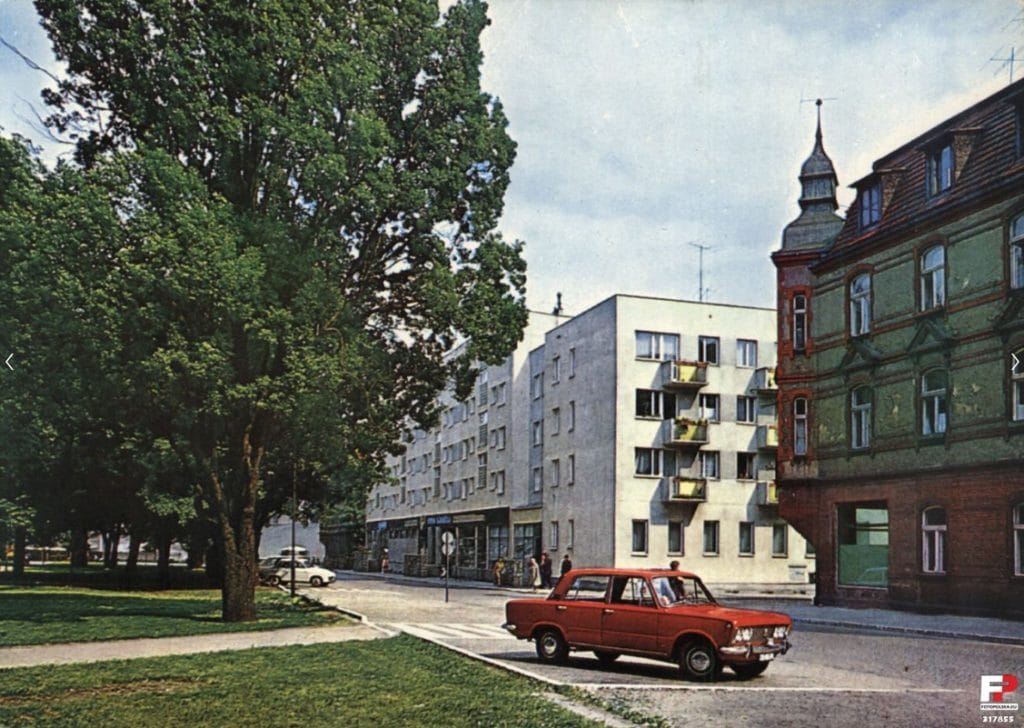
[
  {"left": 987, "top": 46, "right": 1021, "bottom": 84},
  {"left": 688, "top": 241, "right": 712, "bottom": 303},
  {"left": 799, "top": 94, "right": 837, "bottom": 109}
]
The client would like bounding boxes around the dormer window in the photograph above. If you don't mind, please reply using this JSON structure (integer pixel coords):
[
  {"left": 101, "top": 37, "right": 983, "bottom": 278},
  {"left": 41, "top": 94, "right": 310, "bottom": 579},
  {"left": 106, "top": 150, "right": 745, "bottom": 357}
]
[
  {"left": 926, "top": 142, "right": 954, "bottom": 197},
  {"left": 859, "top": 181, "right": 882, "bottom": 229}
]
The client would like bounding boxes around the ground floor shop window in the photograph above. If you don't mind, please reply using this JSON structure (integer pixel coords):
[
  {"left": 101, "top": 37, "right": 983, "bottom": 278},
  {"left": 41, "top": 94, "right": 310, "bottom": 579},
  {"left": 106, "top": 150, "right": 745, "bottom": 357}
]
[
  {"left": 837, "top": 502, "right": 888, "bottom": 587},
  {"left": 488, "top": 525, "right": 509, "bottom": 562},
  {"left": 1014, "top": 504, "right": 1024, "bottom": 576},
  {"left": 514, "top": 523, "right": 542, "bottom": 564},
  {"left": 921, "top": 506, "right": 947, "bottom": 574}
]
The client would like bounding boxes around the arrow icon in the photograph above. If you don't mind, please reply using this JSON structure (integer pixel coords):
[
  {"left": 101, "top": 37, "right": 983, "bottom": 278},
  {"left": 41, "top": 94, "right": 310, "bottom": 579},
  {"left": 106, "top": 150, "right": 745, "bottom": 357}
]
[
  {"left": 4, "top": 354, "right": 12, "bottom": 371},
  {"left": 1014, "top": 352, "right": 1022, "bottom": 374}
]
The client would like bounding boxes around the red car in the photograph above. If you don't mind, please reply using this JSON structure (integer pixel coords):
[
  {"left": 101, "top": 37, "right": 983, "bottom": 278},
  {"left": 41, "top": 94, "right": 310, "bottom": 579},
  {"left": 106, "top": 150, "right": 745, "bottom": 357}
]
[{"left": 503, "top": 567, "right": 791, "bottom": 681}]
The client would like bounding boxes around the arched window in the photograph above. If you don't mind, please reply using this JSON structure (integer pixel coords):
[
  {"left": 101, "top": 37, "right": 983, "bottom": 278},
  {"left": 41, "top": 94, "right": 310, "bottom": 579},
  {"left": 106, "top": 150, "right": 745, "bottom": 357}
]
[
  {"left": 920, "top": 245, "right": 945, "bottom": 310},
  {"left": 851, "top": 386, "right": 872, "bottom": 449},
  {"left": 1014, "top": 504, "right": 1024, "bottom": 576},
  {"left": 850, "top": 274, "right": 871, "bottom": 336},
  {"left": 1011, "top": 214, "right": 1024, "bottom": 290},
  {"left": 1013, "top": 349, "right": 1024, "bottom": 422},
  {"left": 793, "top": 294, "right": 807, "bottom": 352},
  {"left": 921, "top": 369, "right": 948, "bottom": 436},
  {"left": 793, "top": 397, "right": 808, "bottom": 456},
  {"left": 922, "top": 507, "right": 947, "bottom": 574}
]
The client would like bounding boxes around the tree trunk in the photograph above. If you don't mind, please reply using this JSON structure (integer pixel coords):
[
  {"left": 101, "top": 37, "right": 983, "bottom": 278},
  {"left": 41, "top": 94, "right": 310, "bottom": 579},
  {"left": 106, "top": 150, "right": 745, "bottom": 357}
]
[
  {"left": 69, "top": 527, "right": 89, "bottom": 567},
  {"left": 103, "top": 528, "right": 121, "bottom": 569},
  {"left": 12, "top": 527, "right": 26, "bottom": 576},
  {"left": 214, "top": 432, "right": 263, "bottom": 622},
  {"left": 125, "top": 532, "right": 142, "bottom": 574},
  {"left": 156, "top": 531, "right": 172, "bottom": 587}
]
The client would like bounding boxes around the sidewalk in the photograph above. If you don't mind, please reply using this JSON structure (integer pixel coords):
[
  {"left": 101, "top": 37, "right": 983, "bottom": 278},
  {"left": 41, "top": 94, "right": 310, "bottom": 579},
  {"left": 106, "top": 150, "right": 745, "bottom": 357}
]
[{"left": 348, "top": 569, "right": 1024, "bottom": 646}]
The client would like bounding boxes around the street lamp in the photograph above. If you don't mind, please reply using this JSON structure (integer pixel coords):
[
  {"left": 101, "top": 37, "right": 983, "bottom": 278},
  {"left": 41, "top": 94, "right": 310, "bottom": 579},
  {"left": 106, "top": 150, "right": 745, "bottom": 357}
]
[{"left": 290, "top": 463, "right": 297, "bottom": 598}]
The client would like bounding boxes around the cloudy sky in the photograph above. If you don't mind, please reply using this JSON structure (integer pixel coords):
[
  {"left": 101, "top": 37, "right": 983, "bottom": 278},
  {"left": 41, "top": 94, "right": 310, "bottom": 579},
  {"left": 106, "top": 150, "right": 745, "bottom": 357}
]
[{"left": 2, "top": 0, "right": 1022, "bottom": 315}]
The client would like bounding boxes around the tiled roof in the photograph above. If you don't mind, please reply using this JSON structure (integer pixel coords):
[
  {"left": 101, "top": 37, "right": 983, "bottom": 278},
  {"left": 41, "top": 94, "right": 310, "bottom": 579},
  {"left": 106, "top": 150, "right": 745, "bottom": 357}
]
[{"left": 820, "top": 78, "right": 1024, "bottom": 266}]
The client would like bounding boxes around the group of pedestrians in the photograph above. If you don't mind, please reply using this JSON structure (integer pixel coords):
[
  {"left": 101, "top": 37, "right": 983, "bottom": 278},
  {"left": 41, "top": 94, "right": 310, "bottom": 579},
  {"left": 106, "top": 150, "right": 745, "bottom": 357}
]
[{"left": 527, "top": 552, "right": 573, "bottom": 592}]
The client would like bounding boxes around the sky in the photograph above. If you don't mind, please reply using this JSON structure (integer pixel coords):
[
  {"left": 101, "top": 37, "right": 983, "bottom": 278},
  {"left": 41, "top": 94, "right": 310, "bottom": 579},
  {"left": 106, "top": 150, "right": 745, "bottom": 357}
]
[{"left": 2, "top": 0, "right": 1023, "bottom": 316}]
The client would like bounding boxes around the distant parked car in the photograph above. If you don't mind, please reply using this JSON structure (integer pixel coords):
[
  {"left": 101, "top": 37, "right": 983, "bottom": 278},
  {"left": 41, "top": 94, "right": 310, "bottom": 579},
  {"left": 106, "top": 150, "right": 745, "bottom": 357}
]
[
  {"left": 259, "top": 556, "right": 309, "bottom": 585},
  {"left": 279, "top": 546, "right": 310, "bottom": 558},
  {"left": 503, "top": 567, "right": 791, "bottom": 681},
  {"left": 274, "top": 562, "right": 336, "bottom": 587}
]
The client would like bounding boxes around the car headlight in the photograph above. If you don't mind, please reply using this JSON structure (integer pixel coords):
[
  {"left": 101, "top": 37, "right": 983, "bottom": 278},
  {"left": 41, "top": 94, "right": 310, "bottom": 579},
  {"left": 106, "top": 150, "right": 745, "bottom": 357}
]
[
  {"left": 773, "top": 625, "right": 789, "bottom": 639},
  {"left": 733, "top": 627, "right": 754, "bottom": 642}
]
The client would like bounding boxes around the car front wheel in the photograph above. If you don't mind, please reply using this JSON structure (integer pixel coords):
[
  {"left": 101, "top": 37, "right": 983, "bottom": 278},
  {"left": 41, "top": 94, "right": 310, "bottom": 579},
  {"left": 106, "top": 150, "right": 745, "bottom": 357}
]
[
  {"left": 732, "top": 662, "right": 769, "bottom": 680},
  {"left": 534, "top": 628, "right": 568, "bottom": 664},
  {"left": 679, "top": 640, "right": 721, "bottom": 681},
  {"left": 310, "top": 576, "right": 323, "bottom": 587}
]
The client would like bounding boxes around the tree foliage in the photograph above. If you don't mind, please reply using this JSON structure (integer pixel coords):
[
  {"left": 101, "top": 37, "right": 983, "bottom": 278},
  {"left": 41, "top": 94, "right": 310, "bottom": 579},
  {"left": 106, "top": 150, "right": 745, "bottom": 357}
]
[{"left": 18, "top": 0, "right": 527, "bottom": 620}]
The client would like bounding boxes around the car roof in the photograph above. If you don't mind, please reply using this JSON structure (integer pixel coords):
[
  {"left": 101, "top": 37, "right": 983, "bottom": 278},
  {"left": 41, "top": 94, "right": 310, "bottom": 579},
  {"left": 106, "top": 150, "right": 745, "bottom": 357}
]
[{"left": 564, "top": 567, "right": 700, "bottom": 579}]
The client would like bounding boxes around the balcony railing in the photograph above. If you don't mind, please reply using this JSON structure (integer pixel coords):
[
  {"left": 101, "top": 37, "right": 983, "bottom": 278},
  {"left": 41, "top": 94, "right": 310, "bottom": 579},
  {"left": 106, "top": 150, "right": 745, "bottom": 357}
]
[
  {"left": 664, "top": 417, "right": 709, "bottom": 448},
  {"left": 663, "top": 359, "right": 709, "bottom": 390},
  {"left": 757, "top": 480, "right": 778, "bottom": 506},
  {"left": 756, "top": 424, "right": 779, "bottom": 449},
  {"left": 666, "top": 477, "right": 708, "bottom": 502},
  {"left": 753, "top": 366, "right": 777, "bottom": 393}
]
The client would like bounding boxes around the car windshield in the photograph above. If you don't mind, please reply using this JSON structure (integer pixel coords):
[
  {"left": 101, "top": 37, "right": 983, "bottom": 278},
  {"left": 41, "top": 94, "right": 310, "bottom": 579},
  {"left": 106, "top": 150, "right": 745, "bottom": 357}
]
[{"left": 650, "top": 575, "right": 716, "bottom": 606}]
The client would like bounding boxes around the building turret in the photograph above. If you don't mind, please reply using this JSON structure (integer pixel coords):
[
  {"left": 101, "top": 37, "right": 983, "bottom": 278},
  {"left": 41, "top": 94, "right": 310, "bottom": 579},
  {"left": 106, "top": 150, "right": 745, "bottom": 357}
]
[{"left": 781, "top": 100, "right": 844, "bottom": 250}]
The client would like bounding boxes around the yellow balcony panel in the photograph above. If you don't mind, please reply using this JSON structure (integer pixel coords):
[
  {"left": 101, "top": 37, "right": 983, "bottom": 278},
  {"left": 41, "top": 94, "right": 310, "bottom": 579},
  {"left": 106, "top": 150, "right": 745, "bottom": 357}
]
[
  {"left": 758, "top": 480, "right": 779, "bottom": 506},
  {"left": 757, "top": 424, "right": 779, "bottom": 449},
  {"left": 667, "top": 477, "right": 708, "bottom": 502},
  {"left": 754, "top": 367, "right": 777, "bottom": 393},
  {"left": 665, "top": 418, "right": 709, "bottom": 448},
  {"left": 663, "top": 359, "right": 709, "bottom": 390}
]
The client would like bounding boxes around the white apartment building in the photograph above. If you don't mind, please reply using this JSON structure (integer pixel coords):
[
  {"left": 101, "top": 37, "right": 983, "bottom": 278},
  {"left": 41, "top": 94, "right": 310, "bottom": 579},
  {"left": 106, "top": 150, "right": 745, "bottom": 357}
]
[{"left": 364, "top": 295, "right": 814, "bottom": 587}]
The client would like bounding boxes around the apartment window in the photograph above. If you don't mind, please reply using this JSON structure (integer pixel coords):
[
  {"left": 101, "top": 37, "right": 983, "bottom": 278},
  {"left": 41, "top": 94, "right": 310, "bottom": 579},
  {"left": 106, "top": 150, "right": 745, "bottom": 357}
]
[
  {"left": 569, "top": 347, "right": 576, "bottom": 378},
  {"left": 850, "top": 273, "right": 871, "bottom": 336},
  {"left": 550, "top": 521, "right": 560, "bottom": 550},
  {"left": 532, "top": 420, "right": 543, "bottom": 446},
  {"left": 552, "top": 355, "right": 561, "bottom": 384},
  {"left": 477, "top": 371, "right": 489, "bottom": 407},
  {"left": 851, "top": 386, "right": 872, "bottom": 449},
  {"left": 738, "top": 522, "right": 754, "bottom": 556},
  {"left": 838, "top": 503, "right": 888, "bottom": 587},
  {"left": 636, "top": 389, "right": 674, "bottom": 418},
  {"left": 567, "top": 454, "right": 575, "bottom": 485},
  {"left": 793, "top": 397, "right": 808, "bottom": 456},
  {"left": 433, "top": 466, "right": 441, "bottom": 497},
  {"left": 635, "top": 448, "right": 675, "bottom": 477},
  {"left": 531, "top": 467, "right": 542, "bottom": 493},
  {"left": 699, "top": 393, "right": 720, "bottom": 422},
  {"left": 927, "top": 142, "right": 954, "bottom": 196},
  {"left": 920, "top": 245, "right": 946, "bottom": 310},
  {"left": 478, "top": 453, "right": 487, "bottom": 488},
  {"left": 793, "top": 294, "right": 807, "bottom": 352},
  {"left": 699, "top": 450, "right": 719, "bottom": 479},
  {"left": 551, "top": 407, "right": 561, "bottom": 435},
  {"left": 859, "top": 181, "right": 882, "bottom": 229},
  {"left": 567, "top": 519, "right": 575, "bottom": 548},
  {"left": 551, "top": 458, "right": 560, "bottom": 487},
  {"left": 698, "top": 336, "right": 720, "bottom": 364},
  {"left": 736, "top": 339, "right": 758, "bottom": 368},
  {"left": 921, "top": 369, "right": 948, "bottom": 436},
  {"left": 1014, "top": 503, "right": 1024, "bottom": 576},
  {"left": 772, "top": 524, "right": 788, "bottom": 557},
  {"left": 736, "top": 453, "right": 755, "bottom": 480},
  {"left": 703, "top": 521, "right": 720, "bottom": 555},
  {"left": 921, "top": 506, "right": 947, "bottom": 574},
  {"left": 1014, "top": 356, "right": 1024, "bottom": 422},
  {"left": 636, "top": 331, "right": 680, "bottom": 361},
  {"left": 492, "top": 470, "right": 506, "bottom": 495},
  {"left": 631, "top": 520, "right": 649, "bottom": 553},
  {"left": 568, "top": 401, "right": 576, "bottom": 431},
  {"left": 1012, "top": 213, "right": 1024, "bottom": 290},
  {"left": 736, "top": 396, "right": 756, "bottom": 424},
  {"left": 668, "top": 521, "right": 684, "bottom": 555},
  {"left": 492, "top": 381, "right": 508, "bottom": 406},
  {"left": 490, "top": 426, "right": 506, "bottom": 450}
]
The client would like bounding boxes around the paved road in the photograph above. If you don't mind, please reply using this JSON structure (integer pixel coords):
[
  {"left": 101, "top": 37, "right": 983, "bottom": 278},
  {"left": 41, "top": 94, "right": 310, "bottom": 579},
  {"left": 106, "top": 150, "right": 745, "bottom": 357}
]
[{"left": 317, "top": 573, "right": 1024, "bottom": 728}]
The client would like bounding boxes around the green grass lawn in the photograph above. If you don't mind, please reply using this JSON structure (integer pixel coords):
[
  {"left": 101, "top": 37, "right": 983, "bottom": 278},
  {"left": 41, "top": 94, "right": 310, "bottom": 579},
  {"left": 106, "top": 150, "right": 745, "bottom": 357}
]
[
  {"left": 0, "top": 635, "right": 607, "bottom": 728},
  {"left": 0, "top": 585, "right": 348, "bottom": 646}
]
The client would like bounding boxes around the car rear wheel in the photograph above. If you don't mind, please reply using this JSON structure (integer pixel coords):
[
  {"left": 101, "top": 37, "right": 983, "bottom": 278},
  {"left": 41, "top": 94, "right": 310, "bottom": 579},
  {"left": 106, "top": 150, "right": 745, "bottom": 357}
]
[
  {"left": 310, "top": 576, "right": 323, "bottom": 587},
  {"left": 679, "top": 640, "right": 721, "bottom": 681},
  {"left": 732, "top": 662, "right": 769, "bottom": 680},
  {"left": 594, "top": 651, "right": 620, "bottom": 667},
  {"left": 267, "top": 575, "right": 280, "bottom": 586},
  {"left": 534, "top": 628, "right": 568, "bottom": 664}
]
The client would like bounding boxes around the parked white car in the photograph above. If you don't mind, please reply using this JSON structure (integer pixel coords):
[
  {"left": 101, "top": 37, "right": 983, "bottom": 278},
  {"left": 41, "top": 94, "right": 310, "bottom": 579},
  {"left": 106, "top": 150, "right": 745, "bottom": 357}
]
[{"left": 274, "top": 562, "right": 336, "bottom": 587}]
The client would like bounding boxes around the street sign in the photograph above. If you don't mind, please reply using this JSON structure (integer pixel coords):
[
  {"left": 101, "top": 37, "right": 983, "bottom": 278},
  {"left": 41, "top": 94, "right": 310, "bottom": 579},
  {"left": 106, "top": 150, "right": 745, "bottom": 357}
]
[{"left": 441, "top": 530, "right": 456, "bottom": 556}]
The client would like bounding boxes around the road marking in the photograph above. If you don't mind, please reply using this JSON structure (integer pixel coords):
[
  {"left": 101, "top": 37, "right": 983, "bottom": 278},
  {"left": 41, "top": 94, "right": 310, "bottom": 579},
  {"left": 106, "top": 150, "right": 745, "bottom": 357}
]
[{"left": 390, "top": 622, "right": 514, "bottom": 640}]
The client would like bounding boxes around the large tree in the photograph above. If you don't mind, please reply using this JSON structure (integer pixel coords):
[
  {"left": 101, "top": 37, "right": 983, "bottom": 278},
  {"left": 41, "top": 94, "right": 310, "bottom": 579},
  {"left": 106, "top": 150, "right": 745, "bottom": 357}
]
[{"left": 33, "top": 0, "right": 527, "bottom": 620}]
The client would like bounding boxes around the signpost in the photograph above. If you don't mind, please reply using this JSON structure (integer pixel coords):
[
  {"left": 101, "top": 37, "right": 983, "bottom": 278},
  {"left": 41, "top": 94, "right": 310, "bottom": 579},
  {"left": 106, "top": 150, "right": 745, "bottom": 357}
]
[{"left": 441, "top": 531, "right": 456, "bottom": 603}]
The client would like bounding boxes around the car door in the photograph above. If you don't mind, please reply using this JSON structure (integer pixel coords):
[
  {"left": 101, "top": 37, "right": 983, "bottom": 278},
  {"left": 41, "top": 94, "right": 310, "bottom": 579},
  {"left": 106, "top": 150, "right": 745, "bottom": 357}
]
[
  {"left": 601, "top": 576, "right": 660, "bottom": 654},
  {"left": 555, "top": 575, "right": 609, "bottom": 647}
]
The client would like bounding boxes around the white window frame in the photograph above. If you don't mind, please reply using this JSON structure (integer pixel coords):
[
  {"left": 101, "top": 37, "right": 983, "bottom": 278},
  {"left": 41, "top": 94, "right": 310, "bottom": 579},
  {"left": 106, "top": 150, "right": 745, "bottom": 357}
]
[
  {"left": 702, "top": 521, "right": 720, "bottom": 556},
  {"left": 668, "top": 521, "right": 684, "bottom": 556},
  {"left": 850, "top": 273, "right": 871, "bottom": 336},
  {"left": 921, "top": 506, "right": 947, "bottom": 574},
  {"left": 550, "top": 521, "right": 560, "bottom": 550},
  {"left": 851, "top": 386, "right": 871, "bottom": 449},
  {"left": 531, "top": 467, "right": 542, "bottom": 493},
  {"left": 921, "top": 369, "right": 948, "bottom": 436},
  {"left": 794, "top": 397, "right": 808, "bottom": 456},
  {"left": 793, "top": 294, "right": 807, "bottom": 352},
  {"left": 631, "top": 520, "right": 649, "bottom": 554},
  {"left": 698, "top": 336, "right": 720, "bottom": 365},
  {"left": 859, "top": 181, "right": 881, "bottom": 228},
  {"left": 699, "top": 450, "right": 719, "bottom": 479},
  {"left": 1013, "top": 213, "right": 1024, "bottom": 291},
  {"left": 736, "top": 396, "right": 756, "bottom": 424},
  {"left": 551, "top": 458, "right": 560, "bottom": 487},
  {"left": 927, "top": 143, "right": 954, "bottom": 196},
  {"left": 532, "top": 420, "right": 543, "bottom": 446},
  {"left": 772, "top": 524, "right": 788, "bottom": 557},
  {"left": 920, "top": 245, "right": 946, "bottom": 310},
  {"left": 736, "top": 452, "right": 755, "bottom": 480},
  {"left": 635, "top": 448, "right": 675, "bottom": 477},
  {"left": 736, "top": 339, "right": 758, "bottom": 368},
  {"left": 699, "top": 393, "right": 720, "bottom": 422},
  {"left": 635, "top": 331, "right": 680, "bottom": 361},
  {"left": 738, "top": 522, "right": 755, "bottom": 556}
]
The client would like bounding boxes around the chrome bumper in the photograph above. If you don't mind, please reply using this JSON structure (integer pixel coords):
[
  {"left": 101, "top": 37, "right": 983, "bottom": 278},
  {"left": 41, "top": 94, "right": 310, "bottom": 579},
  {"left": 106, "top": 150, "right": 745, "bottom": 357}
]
[{"left": 720, "top": 639, "right": 790, "bottom": 658}]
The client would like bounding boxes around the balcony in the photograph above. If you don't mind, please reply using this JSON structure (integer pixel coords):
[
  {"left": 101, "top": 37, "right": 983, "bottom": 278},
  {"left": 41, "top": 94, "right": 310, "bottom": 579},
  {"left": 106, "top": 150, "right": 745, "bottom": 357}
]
[
  {"left": 665, "top": 477, "right": 708, "bottom": 503},
  {"left": 664, "top": 417, "right": 709, "bottom": 449},
  {"left": 663, "top": 360, "right": 709, "bottom": 390},
  {"left": 753, "top": 367, "right": 777, "bottom": 394},
  {"left": 757, "top": 480, "right": 778, "bottom": 506},
  {"left": 757, "top": 424, "right": 779, "bottom": 449}
]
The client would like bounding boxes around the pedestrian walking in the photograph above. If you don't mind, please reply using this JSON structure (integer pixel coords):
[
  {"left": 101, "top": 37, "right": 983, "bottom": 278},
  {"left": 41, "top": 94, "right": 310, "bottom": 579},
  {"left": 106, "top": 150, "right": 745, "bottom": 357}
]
[
  {"left": 539, "top": 552, "right": 553, "bottom": 588},
  {"left": 560, "top": 553, "right": 573, "bottom": 579},
  {"left": 493, "top": 557, "right": 505, "bottom": 586},
  {"left": 528, "top": 557, "right": 540, "bottom": 592},
  {"left": 380, "top": 548, "right": 390, "bottom": 574}
]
